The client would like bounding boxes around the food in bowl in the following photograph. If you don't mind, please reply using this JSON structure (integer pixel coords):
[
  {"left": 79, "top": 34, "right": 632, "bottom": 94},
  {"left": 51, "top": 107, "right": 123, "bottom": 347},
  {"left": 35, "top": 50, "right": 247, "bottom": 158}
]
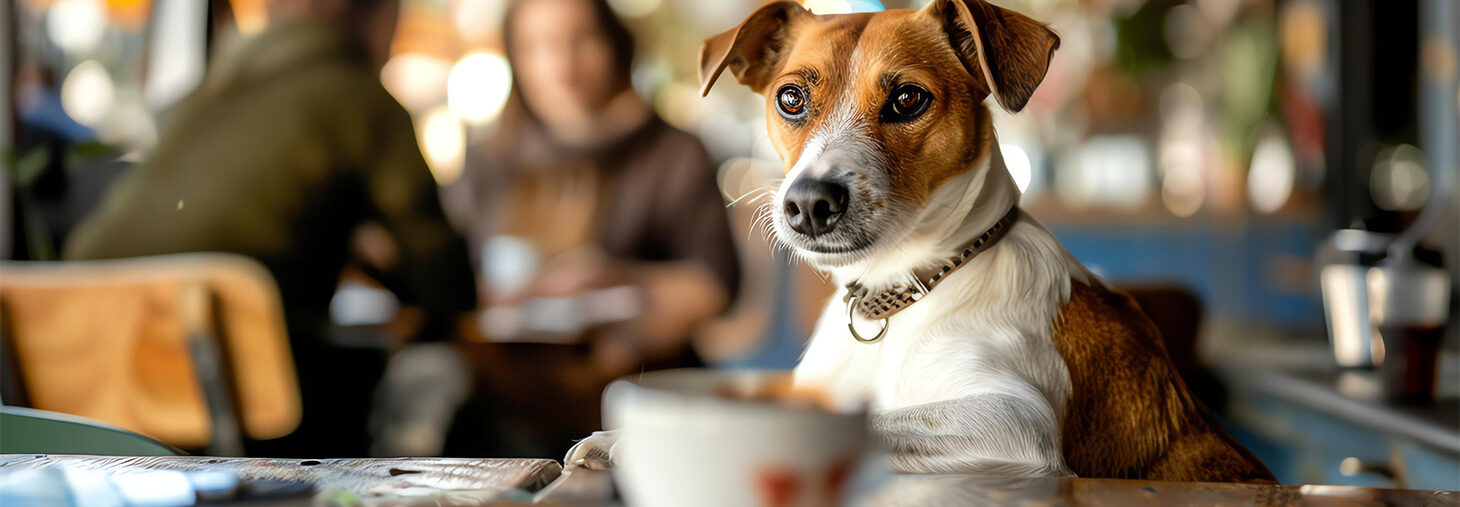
[{"left": 711, "top": 374, "right": 842, "bottom": 413}]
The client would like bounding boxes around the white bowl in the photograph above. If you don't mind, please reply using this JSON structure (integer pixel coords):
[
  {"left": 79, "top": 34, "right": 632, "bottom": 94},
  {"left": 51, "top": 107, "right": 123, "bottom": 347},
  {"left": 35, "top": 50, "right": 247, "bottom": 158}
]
[{"left": 604, "top": 369, "right": 869, "bottom": 507}]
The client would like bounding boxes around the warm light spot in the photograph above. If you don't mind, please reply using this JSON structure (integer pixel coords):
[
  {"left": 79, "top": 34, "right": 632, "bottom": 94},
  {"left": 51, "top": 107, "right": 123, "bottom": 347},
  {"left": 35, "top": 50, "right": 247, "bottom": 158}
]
[
  {"left": 48, "top": 0, "right": 108, "bottom": 54},
  {"left": 1247, "top": 131, "right": 1296, "bottom": 214},
  {"left": 1158, "top": 83, "right": 1209, "bottom": 217},
  {"left": 416, "top": 107, "right": 465, "bottom": 185},
  {"left": 1281, "top": 0, "right": 1327, "bottom": 80},
  {"left": 381, "top": 53, "right": 452, "bottom": 112},
  {"left": 455, "top": 0, "right": 507, "bottom": 41},
  {"left": 1339, "top": 457, "right": 1363, "bottom": 476},
  {"left": 105, "top": 0, "right": 152, "bottom": 30},
  {"left": 447, "top": 53, "right": 513, "bottom": 125},
  {"left": 229, "top": 0, "right": 269, "bottom": 35},
  {"left": 1161, "top": 163, "right": 1204, "bottom": 217},
  {"left": 654, "top": 82, "right": 710, "bottom": 132},
  {"left": 61, "top": 60, "right": 115, "bottom": 126}
]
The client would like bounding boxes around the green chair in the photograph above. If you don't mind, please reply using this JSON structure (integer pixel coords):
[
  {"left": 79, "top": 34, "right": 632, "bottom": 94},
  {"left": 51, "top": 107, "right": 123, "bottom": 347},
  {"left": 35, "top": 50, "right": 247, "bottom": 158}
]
[{"left": 0, "top": 406, "right": 179, "bottom": 456}]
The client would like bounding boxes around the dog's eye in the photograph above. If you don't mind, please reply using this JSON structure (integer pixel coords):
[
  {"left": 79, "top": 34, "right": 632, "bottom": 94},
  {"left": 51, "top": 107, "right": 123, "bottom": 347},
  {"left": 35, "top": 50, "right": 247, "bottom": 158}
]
[
  {"left": 882, "top": 84, "right": 931, "bottom": 122},
  {"left": 776, "top": 85, "right": 808, "bottom": 120}
]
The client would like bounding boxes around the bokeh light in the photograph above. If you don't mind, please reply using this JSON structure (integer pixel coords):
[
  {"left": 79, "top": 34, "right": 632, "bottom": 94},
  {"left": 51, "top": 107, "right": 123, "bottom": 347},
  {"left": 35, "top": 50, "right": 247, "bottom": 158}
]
[
  {"left": 1247, "top": 129, "right": 1296, "bottom": 214},
  {"left": 60, "top": 60, "right": 115, "bottom": 126},
  {"left": 104, "top": 0, "right": 153, "bottom": 30},
  {"left": 47, "top": 0, "right": 108, "bottom": 54},
  {"left": 1280, "top": 0, "right": 1328, "bottom": 81},
  {"left": 447, "top": 53, "right": 514, "bottom": 125},
  {"left": 230, "top": 0, "right": 270, "bottom": 35},
  {"left": 455, "top": 0, "right": 507, "bottom": 41},
  {"left": 1369, "top": 144, "right": 1430, "bottom": 212},
  {"left": 1161, "top": 164, "right": 1204, "bottom": 217},
  {"left": 1158, "top": 84, "right": 1209, "bottom": 217},
  {"left": 416, "top": 106, "right": 466, "bottom": 185},
  {"left": 382, "top": 53, "right": 453, "bottom": 113}
]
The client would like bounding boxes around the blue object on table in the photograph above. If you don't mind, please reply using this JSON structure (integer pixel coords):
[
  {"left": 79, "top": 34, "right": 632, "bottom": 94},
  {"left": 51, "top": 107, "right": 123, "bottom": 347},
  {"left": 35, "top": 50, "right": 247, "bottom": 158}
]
[{"left": 0, "top": 465, "right": 314, "bottom": 506}]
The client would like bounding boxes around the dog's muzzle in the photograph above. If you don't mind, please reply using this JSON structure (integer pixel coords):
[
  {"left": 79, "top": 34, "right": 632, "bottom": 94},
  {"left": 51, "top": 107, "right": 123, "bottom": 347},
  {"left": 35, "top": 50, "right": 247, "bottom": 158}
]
[{"left": 783, "top": 177, "right": 849, "bottom": 238}]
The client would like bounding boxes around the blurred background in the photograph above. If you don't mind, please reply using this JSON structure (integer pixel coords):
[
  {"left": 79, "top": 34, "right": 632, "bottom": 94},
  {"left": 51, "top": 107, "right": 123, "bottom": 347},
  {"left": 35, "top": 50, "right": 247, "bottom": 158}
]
[{"left": 1, "top": 0, "right": 1456, "bottom": 491}]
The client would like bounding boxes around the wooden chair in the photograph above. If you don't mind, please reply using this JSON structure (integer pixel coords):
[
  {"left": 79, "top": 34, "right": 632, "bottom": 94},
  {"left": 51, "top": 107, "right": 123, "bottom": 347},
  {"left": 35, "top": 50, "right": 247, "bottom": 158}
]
[{"left": 0, "top": 253, "right": 301, "bottom": 455}]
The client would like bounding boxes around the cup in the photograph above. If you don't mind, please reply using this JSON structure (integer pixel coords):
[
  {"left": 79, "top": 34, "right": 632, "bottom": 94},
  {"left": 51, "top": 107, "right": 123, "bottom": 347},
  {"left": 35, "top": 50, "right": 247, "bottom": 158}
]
[
  {"left": 1321, "top": 264, "right": 1384, "bottom": 368},
  {"left": 1367, "top": 263, "right": 1451, "bottom": 404},
  {"left": 603, "top": 369, "right": 868, "bottom": 507},
  {"left": 1317, "top": 229, "right": 1394, "bottom": 368}
]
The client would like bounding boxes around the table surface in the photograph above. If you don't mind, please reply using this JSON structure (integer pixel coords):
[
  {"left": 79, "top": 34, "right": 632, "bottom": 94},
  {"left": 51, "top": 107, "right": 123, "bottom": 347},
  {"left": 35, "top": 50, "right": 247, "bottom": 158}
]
[{"left": 2, "top": 454, "right": 1456, "bottom": 506}]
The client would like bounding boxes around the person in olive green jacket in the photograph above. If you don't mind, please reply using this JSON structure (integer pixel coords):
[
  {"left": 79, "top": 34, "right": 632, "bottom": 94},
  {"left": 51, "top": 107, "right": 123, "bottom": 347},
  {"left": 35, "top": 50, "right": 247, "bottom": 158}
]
[{"left": 65, "top": 0, "right": 475, "bottom": 457}]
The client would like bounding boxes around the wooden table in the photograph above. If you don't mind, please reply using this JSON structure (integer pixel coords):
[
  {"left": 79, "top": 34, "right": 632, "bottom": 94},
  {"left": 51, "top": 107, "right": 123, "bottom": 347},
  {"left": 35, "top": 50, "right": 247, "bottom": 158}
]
[
  {"left": 852, "top": 474, "right": 1459, "bottom": 506},
  {"left": 531, "top": 468, "right": 1459, "bottom": 506},
  {"left": 2, "top": 455, "right": 1455, "bottom": 506}
]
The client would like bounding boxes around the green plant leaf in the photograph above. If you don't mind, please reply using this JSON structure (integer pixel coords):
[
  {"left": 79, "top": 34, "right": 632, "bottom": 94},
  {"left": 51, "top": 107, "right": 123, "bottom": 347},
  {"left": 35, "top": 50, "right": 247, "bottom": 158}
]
[{"left": 9, "top": 148, "right": 52, "bottom": 189}]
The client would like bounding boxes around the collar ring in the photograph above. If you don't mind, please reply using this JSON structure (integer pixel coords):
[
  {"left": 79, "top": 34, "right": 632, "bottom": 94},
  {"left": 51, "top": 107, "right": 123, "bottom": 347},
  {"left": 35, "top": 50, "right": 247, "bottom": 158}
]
[{"left": 846, "top": 295, "right": 889, "bottom": 343}]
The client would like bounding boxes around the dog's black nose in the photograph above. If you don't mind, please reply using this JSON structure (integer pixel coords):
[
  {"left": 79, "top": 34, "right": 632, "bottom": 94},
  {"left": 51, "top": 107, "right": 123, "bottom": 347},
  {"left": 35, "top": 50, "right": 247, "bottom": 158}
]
[{"left": 784, "top": 178, "right": 848, "bottom": 237}]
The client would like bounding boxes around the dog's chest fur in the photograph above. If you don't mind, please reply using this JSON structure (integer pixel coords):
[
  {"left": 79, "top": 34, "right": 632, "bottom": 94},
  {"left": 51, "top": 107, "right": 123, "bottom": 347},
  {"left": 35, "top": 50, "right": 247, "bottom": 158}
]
[
  {"left": 793, "top": 218, "right": 1088, "bottom": 415},
  {"left": 791, "top": 213, "right": 1276, "bottom": 482}
]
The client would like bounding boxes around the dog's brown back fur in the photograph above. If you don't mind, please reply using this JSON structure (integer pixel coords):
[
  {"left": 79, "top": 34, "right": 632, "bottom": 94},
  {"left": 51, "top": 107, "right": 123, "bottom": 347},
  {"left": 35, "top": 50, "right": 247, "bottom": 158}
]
[{"left": 1052, "top": 281, "right": 1275, "bottom": 482}]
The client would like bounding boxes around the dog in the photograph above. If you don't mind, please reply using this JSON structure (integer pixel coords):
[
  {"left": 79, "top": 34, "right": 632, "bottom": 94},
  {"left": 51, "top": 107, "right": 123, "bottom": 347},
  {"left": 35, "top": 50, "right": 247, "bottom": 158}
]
[{"left": 569, "top": 0, "right": 1274, "bottom": 483}]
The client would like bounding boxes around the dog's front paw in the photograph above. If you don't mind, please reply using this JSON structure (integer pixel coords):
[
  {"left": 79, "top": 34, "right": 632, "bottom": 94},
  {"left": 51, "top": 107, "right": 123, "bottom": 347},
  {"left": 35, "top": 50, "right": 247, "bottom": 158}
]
[{"left": 564, "top": 430, "right": 619, "bottom": 470}]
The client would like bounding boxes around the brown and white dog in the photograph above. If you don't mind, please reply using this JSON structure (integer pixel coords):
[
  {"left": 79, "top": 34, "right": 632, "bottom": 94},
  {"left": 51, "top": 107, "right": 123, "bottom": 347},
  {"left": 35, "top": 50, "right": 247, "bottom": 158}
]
[
  {"left": 697, "top": 0, "right": 1274, "bottom": 482},
  {"left": 568, "top": 0, "right": 1274, "bottom": 483}
]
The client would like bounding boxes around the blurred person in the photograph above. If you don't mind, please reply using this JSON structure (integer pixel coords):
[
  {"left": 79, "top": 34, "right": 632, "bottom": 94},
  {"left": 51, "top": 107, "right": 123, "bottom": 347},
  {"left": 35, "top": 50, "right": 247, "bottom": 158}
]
[
  {"left": 65, "top": 0, "right": 475, "bottom": 457},
  {"left": 440, "top": 0, "right": 739, "bottom": 458},
  {"left": 7, "top": 58, "right": 102, "bottom": 260}
]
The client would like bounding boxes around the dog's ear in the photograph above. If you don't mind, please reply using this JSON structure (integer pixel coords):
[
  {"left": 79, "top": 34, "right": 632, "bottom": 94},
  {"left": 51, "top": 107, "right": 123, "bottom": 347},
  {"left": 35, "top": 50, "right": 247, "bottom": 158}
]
[
  {"left": 924, "top": 0, "right": 1059, "bottom": 112},
  {"left": 698, "top": 1, "right": 809, "bottom": 97}
]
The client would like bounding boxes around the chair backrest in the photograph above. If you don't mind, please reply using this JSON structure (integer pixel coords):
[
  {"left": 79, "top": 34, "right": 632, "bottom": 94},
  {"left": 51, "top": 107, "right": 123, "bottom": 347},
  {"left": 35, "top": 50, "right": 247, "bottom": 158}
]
[
  {"left": 0, "top": 253, "right": 300, "bottom": 449},
  {"left": 0, "top": 406, "right": 179, "bottom": 456}
]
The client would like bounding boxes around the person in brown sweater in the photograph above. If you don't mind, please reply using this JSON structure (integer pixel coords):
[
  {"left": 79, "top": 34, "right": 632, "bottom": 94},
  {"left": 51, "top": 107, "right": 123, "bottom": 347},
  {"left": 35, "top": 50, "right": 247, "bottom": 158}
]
[{"left": 440, "top": 0, "right": 740, "bottom": 458}]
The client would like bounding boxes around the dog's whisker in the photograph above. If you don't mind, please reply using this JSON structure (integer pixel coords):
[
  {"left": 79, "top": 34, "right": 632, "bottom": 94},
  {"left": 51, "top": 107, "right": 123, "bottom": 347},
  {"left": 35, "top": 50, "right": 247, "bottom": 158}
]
[
  {"left": 748, "top": 209, "right": 770, "bottom": 243},
  {"left": 727, "top": 184, "right": 780, "bottom": 209}
]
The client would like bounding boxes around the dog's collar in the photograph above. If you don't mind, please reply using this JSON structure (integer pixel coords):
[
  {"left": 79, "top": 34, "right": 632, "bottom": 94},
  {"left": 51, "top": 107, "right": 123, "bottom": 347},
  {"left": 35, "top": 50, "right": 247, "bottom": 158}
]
[{"left": 842, "top": 205, "right": 1020, "bottom": 343}]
